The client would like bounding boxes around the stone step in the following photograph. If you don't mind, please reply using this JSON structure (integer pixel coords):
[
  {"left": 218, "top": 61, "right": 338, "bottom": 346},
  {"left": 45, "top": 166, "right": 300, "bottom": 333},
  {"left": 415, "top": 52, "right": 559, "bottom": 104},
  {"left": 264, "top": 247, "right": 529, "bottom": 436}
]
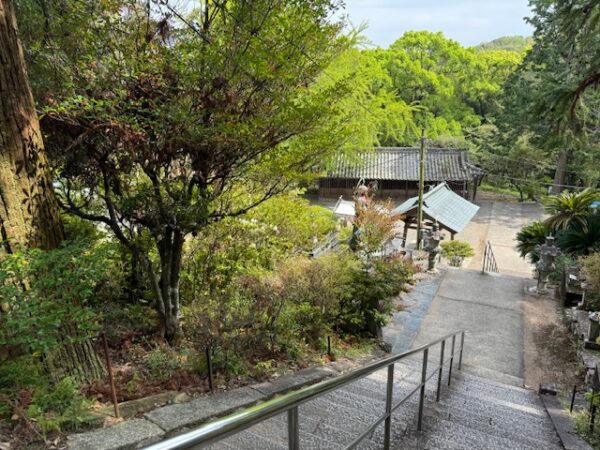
[
  {"left": 391, "top": 414, "right": 559, "bottom": 450},
  {"left": 218, "top": 361, "right": 563, "bottom": 450}
]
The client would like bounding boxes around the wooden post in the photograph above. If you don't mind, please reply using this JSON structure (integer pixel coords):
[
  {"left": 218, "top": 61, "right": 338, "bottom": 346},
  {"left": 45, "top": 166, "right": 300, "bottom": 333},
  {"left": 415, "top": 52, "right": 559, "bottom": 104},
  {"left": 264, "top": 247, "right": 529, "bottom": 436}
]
[
  {"left": 416, "top": 129, "right": 426, "bottom": 250},
  {"left": 101, "top": 332, "right": 120, "bottom": 418}
]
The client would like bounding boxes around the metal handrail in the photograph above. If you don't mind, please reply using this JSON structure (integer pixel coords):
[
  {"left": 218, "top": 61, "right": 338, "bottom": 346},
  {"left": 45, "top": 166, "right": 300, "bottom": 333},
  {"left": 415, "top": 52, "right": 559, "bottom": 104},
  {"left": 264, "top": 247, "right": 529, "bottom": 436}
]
[
  {"left": 482, "top": 240, "right": 499, "bottom": 274},
  {"left": 144, "top": 330, "right": 466, "bottom": 450}
]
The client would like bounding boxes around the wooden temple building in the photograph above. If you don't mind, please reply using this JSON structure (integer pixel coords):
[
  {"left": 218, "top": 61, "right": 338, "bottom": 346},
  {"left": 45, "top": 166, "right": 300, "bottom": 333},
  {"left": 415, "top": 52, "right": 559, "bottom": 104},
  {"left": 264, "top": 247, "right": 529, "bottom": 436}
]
[{"left": 319, "top": 147, "right": 484, "bottom": 201}]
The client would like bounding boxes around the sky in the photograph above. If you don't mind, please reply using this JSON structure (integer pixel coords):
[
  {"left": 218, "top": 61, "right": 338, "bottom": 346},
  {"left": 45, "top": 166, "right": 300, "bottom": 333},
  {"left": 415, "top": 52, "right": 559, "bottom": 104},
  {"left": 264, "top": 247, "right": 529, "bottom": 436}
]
[{"left": 340, "top": 0, "right": 534, "bottom": 48}]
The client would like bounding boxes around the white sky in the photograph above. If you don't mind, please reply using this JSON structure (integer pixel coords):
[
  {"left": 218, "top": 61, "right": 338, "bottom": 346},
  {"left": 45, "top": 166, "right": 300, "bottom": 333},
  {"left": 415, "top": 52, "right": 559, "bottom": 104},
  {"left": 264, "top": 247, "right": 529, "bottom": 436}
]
[{"left": 340, "top": 0, "right": 534, "bottom": 47}]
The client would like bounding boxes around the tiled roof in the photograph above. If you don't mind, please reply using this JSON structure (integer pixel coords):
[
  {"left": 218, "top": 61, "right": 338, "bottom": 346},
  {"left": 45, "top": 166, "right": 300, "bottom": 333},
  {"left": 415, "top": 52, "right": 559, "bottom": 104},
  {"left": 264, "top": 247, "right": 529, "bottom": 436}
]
[
  {"left": 325, "top": 147, "right": 483, "bottom": 182},
  {"left": 394, "top": 182, "right": 480, "bottom": 234}
]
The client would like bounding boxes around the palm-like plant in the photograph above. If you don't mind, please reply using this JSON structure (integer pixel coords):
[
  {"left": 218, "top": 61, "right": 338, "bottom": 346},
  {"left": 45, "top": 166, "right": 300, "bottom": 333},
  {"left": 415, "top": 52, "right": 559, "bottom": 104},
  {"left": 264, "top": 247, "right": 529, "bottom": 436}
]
[
  {"left": 557, "top": 213, "right": 600, "bottom": 256},
  {"left": 516, "top": 221, "right": 550, "bottom": 262},
  {"left": 544, "top": 188, "right": 600, "bottom": 232}
]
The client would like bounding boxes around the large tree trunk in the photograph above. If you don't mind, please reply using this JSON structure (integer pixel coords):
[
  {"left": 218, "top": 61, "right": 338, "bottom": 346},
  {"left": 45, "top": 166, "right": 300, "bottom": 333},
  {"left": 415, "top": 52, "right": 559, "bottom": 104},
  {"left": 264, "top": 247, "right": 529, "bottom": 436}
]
[
  {"left": 0, "top": 0, "right": 64, "bottom": 253},
  {"left": 552, "top": 150, "right": 569, "bottom": 195},
  {"left": 0, "top": 0, "right": 104, "bottom": 384},
  {"left": 44, "top": 324, "right": 105, "bottom": 385}
]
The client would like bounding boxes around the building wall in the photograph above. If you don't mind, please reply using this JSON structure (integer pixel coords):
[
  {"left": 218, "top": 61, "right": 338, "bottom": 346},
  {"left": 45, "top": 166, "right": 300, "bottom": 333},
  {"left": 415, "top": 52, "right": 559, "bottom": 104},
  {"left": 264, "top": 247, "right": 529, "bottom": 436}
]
[{"left": 319, "top": 178, "right": 472, "bottom": 201}]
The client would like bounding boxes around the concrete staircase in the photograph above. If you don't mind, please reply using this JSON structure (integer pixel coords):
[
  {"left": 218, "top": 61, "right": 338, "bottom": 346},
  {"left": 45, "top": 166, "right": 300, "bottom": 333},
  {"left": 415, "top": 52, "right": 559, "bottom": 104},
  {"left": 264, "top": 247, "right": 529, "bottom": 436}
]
[{"left": 203, "top": 358, "right": 563, "bottom": 450}]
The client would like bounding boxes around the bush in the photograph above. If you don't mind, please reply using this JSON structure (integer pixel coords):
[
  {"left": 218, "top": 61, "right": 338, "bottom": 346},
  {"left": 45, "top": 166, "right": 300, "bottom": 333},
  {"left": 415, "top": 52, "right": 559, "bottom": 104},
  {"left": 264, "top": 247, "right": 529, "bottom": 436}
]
[
  {"left": 440, "top": 240, "right": 474, "bottom": 258},
  {"left": 340, "top": 256, "right": 413, "bottom": 336},
  {"left": 516, "top": 221, "right": 550, "bottom": 262},
  {"left": 144, "top": 346, "right": 200, "bottom": 382},
  {"left": 0, "top": 356, "right": 44, "bottom": 419},
  {"left": 0, "top": 239, "right": 123, "bottom": 353},
  {"left": 440, "top": 241, "right": 474, "bottom": 266},
  {"left": 581, "top": 253, "right": 600, "bottom": 310},
  {"left": 27, "top": 377, "right": 90, "bottom": 434}
]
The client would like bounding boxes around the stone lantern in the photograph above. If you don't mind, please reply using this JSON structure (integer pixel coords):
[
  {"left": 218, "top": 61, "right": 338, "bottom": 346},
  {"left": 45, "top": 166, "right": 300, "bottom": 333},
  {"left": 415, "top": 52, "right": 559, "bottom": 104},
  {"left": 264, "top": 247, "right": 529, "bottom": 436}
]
[
  {"left": 535, "top": 236, "right": 559, "bottom": 294},
  {"left": 423, "top": 223, "right": 444, "bottom": 271}
]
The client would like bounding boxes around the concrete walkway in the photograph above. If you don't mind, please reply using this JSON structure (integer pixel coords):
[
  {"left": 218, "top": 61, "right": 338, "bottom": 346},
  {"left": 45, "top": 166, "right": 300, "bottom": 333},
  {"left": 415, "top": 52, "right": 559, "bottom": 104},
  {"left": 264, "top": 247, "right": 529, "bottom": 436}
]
[
  {"left": 405, "top": 200, "right": 544, "bottom": 386},
  {"left": 458, "top": 200, "right": 543, "bottom": 277},
  {"left": 411, "top": 269, "right": 526, "bottom": 386}
]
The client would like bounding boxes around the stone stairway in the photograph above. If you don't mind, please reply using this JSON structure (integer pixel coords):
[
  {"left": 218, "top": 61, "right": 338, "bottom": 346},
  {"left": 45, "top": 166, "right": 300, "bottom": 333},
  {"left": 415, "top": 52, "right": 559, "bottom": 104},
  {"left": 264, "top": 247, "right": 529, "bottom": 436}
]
[{"left": 203, "top": 357, "right": 563, "bottom": 450}]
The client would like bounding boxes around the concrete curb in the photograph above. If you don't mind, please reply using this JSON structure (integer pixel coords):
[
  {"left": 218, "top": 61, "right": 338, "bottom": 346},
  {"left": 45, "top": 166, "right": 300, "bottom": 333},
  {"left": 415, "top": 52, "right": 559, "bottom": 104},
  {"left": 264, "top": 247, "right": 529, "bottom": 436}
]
[
  {"left": 67, "top": 355, "right": 378, "bottom": 450},
  {"left": 540, "top": 393, "right": 593, "bottom": 450}
]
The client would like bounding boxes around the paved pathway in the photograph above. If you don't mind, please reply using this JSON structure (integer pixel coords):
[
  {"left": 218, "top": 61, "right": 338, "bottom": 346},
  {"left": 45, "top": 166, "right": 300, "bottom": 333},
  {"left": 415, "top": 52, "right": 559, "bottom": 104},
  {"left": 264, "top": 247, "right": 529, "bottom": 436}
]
[
  {"left": 459, "top": 201, "right": 543, "bottom": 277},
  {"left": 404, "top": 200, "right": 544, "bottom": 385},
  {"left": 384, "top": 200, "right": 543, "bottom": 383},
  {"left": 411, "top": 269, "right": 526, "bottom": 386}
]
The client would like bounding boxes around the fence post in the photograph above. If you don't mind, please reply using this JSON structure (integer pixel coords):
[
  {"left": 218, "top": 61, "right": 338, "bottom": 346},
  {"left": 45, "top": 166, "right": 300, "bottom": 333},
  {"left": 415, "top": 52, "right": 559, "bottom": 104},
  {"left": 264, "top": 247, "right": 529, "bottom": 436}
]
[
  {"left": 288, "top": 406, "right": 300, "bottom": 450},
  {"left": 206, "top": 346, "right": 214, "bottom": 392},
  {"left": 417, "top": 348, "right": 429, "bottom": 431},
  {"left": 384, "top": 365, "right": 395, "bottom": 450},
  {"left": 448, "top": 335, "right": 456, "bottom": 386},
  {"left": 436, "top": 340, "right": 445, "bottom": 402},
  {"left": 101, "top": 331, "right": 120, "bottom": 418}
]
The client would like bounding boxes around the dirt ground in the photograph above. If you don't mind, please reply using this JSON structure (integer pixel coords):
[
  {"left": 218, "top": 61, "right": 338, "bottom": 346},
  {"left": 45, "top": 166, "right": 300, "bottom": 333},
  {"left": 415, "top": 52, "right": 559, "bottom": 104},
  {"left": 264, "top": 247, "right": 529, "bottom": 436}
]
[{"left": 523, "top": 292, "right": 583, "bottom": 390}]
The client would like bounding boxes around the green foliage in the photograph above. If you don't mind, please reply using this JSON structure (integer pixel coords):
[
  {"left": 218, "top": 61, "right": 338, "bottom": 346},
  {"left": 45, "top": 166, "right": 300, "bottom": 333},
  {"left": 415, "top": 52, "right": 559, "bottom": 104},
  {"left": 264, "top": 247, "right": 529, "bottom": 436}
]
[
  {"left": 0, "top": 356, "right": 43, "bottom": 419},
  {"left": 35, "top": 0, "right": 372, "bottom": 340},
  {"left": 183, "top": 248, "right": 412, "bottom": 370},
  {"left": 440, "top": 241, "right": 474, "bottom": 259},
  {"left": 144, "top": 346, "right": 199, "bottom": 382},
  {"left": 484, "top": 0, "right": 600, "bottom": 195},
  {"left": 580, "top": 252, "right": 600, "bottom": 306},
  {"left": 474, "top": 36, "right": 533, "bottom": 53},
  {"left": 247, "top": 192, "right": 337, "bottom": 253},
  {"left": 516, "top": 221, "right": 550, "bottom": 262},
  {"left": 27, "top": 377, "right": 90, "bottom": 434},
  {"left": 0, "top": 239, "right": 123, "bottom": 353},
  {"left": 544, "top": 189, "right": 600, "bottom": 232},
  {"left": 340, "top": 256, "right": 413, "bottom": 335},
  {"left": 180, "top": 192, "right": 338, "bottom": 306},
  {"left": 556, "top": 213, "right": 600, "bottom": 256}
]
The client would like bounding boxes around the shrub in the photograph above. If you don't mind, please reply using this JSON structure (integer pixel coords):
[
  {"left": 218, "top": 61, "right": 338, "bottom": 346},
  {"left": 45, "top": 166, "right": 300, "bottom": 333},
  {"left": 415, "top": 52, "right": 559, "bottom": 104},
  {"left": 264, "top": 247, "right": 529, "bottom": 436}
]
[
  {"left": 516, "top": 221, "right": 550, "bottom": 262},
  {"left": 340, "top": 256, "right": 413, "bottom": 336},
  {"left": 26, "top": 377, "right": 90, "bottom": 434},
  {"left": 144, "top": 346, "right": 187, "bottom": 381},
  {"left": 581, "top": 253, "right": 600, "bottom": 310},
  {"left": 0, "top": 239, "right": 123, "bottom": 353},
  {"left": 440, "top": 240, "right": 474, "bottom": 266}
]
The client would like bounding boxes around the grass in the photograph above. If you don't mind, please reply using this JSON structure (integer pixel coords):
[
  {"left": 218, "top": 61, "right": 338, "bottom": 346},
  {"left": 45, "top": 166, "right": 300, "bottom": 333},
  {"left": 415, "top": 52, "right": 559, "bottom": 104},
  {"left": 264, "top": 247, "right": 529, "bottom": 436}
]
[{"left": 480, "top": 182, "right": 523, "bottom": 198}]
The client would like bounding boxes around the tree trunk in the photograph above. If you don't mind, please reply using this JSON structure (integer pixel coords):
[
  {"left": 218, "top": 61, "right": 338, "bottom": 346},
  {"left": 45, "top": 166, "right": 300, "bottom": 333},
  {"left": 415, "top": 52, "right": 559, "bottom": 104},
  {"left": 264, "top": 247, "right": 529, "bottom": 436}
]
[
  {"left": 44, "top": 324, "right": 105, "bottom": 385},
  {"left": 552, "top": 150, "right": 569, "bottom": 195},
  {"left": 0, "top": 0, "right": 104, "bottom": 384},
  {"left": 147, "top": 227, "right": 184, "bottom": 344},
  {"left": 0, "top": 0, "right": 64, "bottom": 254}
]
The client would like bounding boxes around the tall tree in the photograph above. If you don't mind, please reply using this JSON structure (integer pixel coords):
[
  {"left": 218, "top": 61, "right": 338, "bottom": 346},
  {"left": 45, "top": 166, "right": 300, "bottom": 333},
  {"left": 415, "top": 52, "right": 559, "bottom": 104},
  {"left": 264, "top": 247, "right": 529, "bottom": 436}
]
[
  {"left": 0, "top": 0, "right": 105, "bottom": 384},
  {"left": 0, "top": 0, "right": 64, "bottom": 253},
  {"left": 42, "top": 0, "right": 371, "bottom": 343}
]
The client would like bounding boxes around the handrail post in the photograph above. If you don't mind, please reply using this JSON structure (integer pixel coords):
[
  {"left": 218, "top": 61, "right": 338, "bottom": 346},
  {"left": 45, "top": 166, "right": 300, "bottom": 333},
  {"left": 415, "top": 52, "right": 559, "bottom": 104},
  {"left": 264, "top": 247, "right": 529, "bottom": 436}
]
[
  {"left": 384, "top": 364, "right": 395, "bottom": 450},
  {"left": 482, "top": 243, "right": 486, "bottom": 274},
  {"left": 458, "top": 332, "right": 465, "bottom": 371},
  {"left": 448, "top": 335, "right": 456, "bottom": 386},
  {"left": 417, "top": 348, "right": 429, "bottom": 431},
  {"left": 436, "top": 340, "right": 445, "bottom": 402},
  {"left": 288, "top": 407, "right": 299, "bottom": 450}
]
